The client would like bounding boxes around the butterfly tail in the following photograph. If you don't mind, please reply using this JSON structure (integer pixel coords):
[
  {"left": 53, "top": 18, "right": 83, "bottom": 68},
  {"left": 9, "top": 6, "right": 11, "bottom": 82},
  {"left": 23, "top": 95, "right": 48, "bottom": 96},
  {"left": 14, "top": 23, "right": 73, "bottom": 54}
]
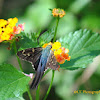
[
  {"left": 30, "top": 71, "right": 41, "bottom": 89},
  {"left": 30, "top": 61, "right": 44, "bottom": 89}
]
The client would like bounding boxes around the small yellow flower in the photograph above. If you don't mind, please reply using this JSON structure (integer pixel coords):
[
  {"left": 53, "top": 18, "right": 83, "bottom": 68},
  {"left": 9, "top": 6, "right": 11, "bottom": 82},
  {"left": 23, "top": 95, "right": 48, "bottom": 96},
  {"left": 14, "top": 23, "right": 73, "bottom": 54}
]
[
  {"left": 3, "top": 26, "right": 13, "bottom": 33},
  {"left": 8, "top": 17, "right": 18, "bottom": 27},
  {"left": 0, "top": 28, "right": 2, "bottom": 35},
  {"left": 0, "top": 17, "right": 24, "bottom": 43},
  {"left": 42, "top": 42, "right": 70, "bottom": 64},
  {"left": 52, "top": 8, "right": 65, "bottom": 18},
  {"left": 51, "top": 41, "right": 61, "bottom": 50},
  {"left": 54, "top": 48, "right": 62, "bottom": 56},
  {"left": 0, "top": 19, "right": 7, "bottom": 28},
  {"left": 1, "top": 33, "right": 10, "bottom": 41}
]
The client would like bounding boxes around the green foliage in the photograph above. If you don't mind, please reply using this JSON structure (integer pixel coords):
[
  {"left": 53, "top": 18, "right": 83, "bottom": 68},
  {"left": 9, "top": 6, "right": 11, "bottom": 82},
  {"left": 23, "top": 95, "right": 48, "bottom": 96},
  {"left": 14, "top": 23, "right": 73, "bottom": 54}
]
[
  {"left": 17, "top": 32, "right": 38, "bottom": 50},
  {"left": 25, "top": 30, "right": 41, "bottom": 42},
  {"left": 39, "top": 28, "right": 55, "bottom": 46},
  {"left": 0, "top": 64, "right": 30, "bottom": 100},
  {"left": 58, "top": 29, "right": 100, "bottom": 69},
  {"left": 17, "top": 28, "right": 55, "bottom": 50},
  {"left": 0, "top": 45, "right": 11, "bottom": 64}
]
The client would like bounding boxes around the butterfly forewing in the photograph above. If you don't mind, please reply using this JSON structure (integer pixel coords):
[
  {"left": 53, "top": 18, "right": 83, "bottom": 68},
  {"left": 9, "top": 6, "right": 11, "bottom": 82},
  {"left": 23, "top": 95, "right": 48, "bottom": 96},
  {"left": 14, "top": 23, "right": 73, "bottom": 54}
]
[
  {"left": 17, "top": 47, "right": 42, "bottom": 70},
  {"left": 46, "top": 50, "right": 59, "bottom": 70}
]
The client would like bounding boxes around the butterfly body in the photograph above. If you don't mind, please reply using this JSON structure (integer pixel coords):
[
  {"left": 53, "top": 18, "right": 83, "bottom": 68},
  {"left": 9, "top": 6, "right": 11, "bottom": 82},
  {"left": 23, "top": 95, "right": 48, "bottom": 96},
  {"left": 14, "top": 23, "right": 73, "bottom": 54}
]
[
  {"left": 17, "top": 44, "right": 59, "bottom": 89},
  {"left": 30, "top": 45, "right": 52, "bottom": 88}
]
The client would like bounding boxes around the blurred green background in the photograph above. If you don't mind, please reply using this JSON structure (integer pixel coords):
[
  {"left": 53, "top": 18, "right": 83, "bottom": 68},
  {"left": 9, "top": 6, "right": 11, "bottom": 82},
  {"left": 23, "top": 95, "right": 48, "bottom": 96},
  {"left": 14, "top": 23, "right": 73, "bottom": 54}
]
[{"left": 0, "top": 0, "right": 100, "bottom": 100}]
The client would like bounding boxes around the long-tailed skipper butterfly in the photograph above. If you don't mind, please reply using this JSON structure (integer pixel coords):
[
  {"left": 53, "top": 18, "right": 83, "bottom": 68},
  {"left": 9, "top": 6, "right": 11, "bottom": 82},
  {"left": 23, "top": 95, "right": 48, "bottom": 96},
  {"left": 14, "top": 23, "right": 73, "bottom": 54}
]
[{"left": 17, "top": 44, "right": 59, "bottom": 89}]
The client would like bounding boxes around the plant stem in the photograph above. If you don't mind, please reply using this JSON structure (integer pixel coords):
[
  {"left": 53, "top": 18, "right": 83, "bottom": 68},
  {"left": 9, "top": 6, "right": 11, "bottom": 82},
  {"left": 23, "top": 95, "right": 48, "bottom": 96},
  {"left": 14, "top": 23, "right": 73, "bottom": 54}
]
[
  {"left": 36, "top": 84, "right": 40, "bottom": 100},
  {"left": 13, "top": 41, "right": 23, "bottom": 72},
  {"left": 53, "top": 17, "right": 59, "bottom": 43},
  {"left": 27, "top": 85, "right": 33, "bottom": 100},
  {"left": 43, "top": 70, "right": 55, "bottom": 100}
]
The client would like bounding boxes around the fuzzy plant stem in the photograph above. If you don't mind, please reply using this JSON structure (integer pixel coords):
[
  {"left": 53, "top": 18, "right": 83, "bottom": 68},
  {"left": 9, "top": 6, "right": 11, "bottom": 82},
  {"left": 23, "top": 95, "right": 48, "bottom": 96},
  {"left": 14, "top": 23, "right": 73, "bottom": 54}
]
[{"left": 53, "top": 16, "right": 59, "bottom": 43}]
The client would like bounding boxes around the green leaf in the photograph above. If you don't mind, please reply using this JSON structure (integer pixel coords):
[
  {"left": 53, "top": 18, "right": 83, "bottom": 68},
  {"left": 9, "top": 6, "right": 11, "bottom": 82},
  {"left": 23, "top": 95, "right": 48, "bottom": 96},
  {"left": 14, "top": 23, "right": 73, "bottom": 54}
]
[
  {"left": 58, "top": 29, "right": 100, "bottom": 70},
  {"left": 25, "top": 31, "right": 41, "bottom": 42},
  {"left": 0, "top": 45, "right": 11, "bottom": 64},
  {"left": 0, "top": 64, "right": 31, "bottom": 99},
  {"left": 39, "top": 28, "right": 55, "bottom": 46},
  {"left": 17, "top": 32, "right": 38, "bottom": 50}
]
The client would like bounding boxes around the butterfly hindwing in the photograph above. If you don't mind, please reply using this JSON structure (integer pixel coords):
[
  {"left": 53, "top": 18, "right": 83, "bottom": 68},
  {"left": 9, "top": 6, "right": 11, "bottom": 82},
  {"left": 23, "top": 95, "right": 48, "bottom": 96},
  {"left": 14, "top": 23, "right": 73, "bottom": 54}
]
[
  {"left": 46, "top": 50, "right": 59, "bottom": 70},
  {"left": 17, "top": 47, "right": 42, "bottom": 71}
]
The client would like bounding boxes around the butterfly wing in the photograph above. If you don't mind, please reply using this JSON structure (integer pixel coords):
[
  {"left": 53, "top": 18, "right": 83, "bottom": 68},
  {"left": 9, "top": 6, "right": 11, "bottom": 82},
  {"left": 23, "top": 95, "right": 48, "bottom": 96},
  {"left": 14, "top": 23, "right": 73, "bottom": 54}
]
[
  {"left": 45, "top": 50, "right": 59, "bottom": 70},
  {"left": 30, "top": 59, "right": 42, "bottom": 89},
  {"left": 17, "top": 47, "right": 42, "bottom": 71}
]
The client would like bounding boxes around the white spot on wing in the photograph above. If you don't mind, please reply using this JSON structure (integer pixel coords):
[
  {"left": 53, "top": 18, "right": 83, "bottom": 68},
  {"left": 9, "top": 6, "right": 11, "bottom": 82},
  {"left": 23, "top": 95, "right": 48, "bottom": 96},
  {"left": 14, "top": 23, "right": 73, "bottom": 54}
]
[{"left": 32, "top": 48, "right": 34, "bottom": 52}]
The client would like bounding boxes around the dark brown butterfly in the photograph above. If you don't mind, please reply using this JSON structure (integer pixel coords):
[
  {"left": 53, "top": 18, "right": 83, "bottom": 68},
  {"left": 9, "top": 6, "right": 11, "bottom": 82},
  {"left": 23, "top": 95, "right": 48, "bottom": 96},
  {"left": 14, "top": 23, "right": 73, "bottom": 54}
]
[{"left": 17, "top": 45, "right": 59, "bottom": 88}]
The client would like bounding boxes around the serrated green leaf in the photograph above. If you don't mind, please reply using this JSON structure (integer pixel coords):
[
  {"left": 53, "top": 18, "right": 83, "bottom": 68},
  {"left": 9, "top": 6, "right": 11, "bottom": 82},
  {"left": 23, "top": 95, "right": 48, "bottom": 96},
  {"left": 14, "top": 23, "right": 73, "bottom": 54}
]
[
  {"left": 17, "top": 32, "right": 38, "bottom": 49},
  {"left": 58, "top": 29, "right": 100, "bottom": 69},
  {"left": 0, "top": 64, "right": 31, "bottom": 99},
  {"left": 26, "top": 31, "right": 40, "bottom": 42},
  {"left": 39, "top": 28, "right": 55, "bottom": 46}
]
